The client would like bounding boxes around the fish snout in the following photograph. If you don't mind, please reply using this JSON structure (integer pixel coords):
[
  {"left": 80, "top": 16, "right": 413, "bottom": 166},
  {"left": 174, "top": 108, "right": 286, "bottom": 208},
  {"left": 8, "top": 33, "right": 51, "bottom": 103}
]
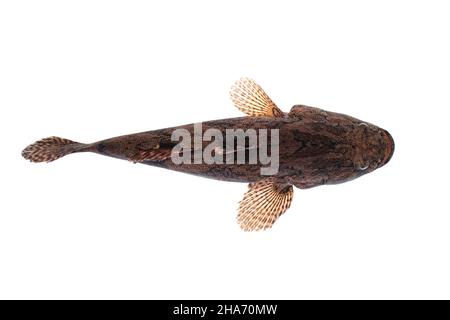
[{"left": 381, "top": 129, "right": 394, "bottom": 166}]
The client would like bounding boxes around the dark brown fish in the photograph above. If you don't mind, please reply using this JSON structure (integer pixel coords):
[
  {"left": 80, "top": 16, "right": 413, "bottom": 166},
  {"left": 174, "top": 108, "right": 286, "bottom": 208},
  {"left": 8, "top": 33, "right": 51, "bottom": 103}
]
[{"left": 22, "top": 78, "right": 394, "bottom": 231}]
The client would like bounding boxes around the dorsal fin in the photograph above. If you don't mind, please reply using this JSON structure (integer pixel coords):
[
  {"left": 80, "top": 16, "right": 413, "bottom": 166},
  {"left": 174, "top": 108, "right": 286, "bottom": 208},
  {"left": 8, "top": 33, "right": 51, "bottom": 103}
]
[
  {"left": 230, "top": 78, "right": 284, "bottom": 117},
  {"left": 237, "top": 179, "right": 294, "bottom": 231}
]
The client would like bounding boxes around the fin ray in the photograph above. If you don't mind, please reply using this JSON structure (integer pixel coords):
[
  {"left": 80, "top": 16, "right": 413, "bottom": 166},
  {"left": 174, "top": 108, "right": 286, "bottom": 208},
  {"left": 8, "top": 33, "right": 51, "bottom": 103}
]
[
  {"left": 230, "top": 78, "right": 284, "bottom": 117},
  {"left": 237, "top": 180, "right": 294, "bottom": 231},
  {"left": 22, "top": 136, "right": 86, "bottom": 163}
]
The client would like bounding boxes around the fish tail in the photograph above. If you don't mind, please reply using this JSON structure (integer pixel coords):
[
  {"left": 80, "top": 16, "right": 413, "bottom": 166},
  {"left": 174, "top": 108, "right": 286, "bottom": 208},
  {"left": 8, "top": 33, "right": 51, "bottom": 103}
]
[{"left": 21, "top": 136, "right": 89, "bottom": 163}]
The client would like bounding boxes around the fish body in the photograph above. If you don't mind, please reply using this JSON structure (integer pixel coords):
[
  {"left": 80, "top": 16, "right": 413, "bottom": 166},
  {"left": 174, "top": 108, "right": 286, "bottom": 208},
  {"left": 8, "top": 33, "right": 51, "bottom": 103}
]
[{"left": 22, "top": 78, "right": 394, "bottom": 231}]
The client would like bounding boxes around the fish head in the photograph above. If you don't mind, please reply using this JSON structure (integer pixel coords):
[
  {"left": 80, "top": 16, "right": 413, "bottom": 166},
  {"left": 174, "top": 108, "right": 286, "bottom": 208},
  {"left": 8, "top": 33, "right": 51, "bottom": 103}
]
[
  {"left": 288, "top": 105, "right": 394, "bottom": 184},
  {"left": 350, "top": 120, "right": 395, "bottom": 177}
]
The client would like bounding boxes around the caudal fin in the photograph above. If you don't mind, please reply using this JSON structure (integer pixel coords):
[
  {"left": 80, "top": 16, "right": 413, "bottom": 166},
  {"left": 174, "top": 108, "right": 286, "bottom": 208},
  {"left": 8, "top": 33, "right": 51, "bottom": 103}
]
[{"left": 22, "top": 136, "right": 87, "bottom": 163}]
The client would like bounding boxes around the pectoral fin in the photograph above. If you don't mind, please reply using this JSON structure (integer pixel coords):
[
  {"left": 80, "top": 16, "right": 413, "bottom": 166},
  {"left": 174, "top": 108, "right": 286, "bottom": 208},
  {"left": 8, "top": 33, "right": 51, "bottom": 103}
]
[
  {"left": 237, "top": 180, "right": 294, "bottom": 231},
  {"left": 230, "top": 78, "right": 284, "bottom": 118}
]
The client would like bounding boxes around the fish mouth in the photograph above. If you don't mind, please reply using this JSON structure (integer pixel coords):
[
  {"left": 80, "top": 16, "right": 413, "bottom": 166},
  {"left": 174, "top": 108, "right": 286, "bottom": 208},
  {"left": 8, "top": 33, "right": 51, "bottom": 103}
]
[{"left": 381, "top": 129, "right": 395, "bottom": 166}]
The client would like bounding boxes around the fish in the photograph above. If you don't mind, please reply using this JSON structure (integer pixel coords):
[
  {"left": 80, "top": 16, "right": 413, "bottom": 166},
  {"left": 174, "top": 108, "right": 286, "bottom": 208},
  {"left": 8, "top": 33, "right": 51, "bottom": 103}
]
[{"left": 22, "top": 78, "right": 394, "bottom": 231}]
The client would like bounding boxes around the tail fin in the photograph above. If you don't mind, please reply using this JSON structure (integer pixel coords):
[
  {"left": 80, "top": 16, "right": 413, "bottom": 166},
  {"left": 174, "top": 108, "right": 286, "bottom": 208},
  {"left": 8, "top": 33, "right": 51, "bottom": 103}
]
[{"left": 22, "top": 136, "right": 87, "bottom": 163}]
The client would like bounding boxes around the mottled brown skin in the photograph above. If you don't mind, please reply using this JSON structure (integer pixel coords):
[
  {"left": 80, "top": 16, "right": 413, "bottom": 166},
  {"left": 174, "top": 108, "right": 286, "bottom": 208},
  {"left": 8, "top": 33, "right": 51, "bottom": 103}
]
[{"left": 84, "top": 105, "right": 394, "bottom": 189}]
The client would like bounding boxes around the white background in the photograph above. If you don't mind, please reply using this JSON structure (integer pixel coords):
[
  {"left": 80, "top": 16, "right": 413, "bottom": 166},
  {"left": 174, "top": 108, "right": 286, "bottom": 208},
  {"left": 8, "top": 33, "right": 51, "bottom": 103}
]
[{"left": 1, "top": 1, "right": 449, "bottom": 299}]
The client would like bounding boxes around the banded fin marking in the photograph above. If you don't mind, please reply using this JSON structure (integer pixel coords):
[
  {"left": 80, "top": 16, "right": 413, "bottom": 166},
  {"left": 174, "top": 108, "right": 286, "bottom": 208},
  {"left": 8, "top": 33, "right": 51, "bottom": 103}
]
[
  {"left": 22, "top": 136, "right": 86, "bottom": 163},
  {"left": 237, "top": 180, "right": 294, "bottom": 231},
  {"left": 230, "top": 78, "right": 284, "bottom": 118}
]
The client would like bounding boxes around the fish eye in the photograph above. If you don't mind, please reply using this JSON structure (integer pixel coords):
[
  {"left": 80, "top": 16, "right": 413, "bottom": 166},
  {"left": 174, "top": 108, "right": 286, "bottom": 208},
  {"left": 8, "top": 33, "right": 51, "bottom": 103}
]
[
  {"left": 358, "top": 164, "right": 369, "bottom": 171},
  {"left": 357, "top": 160, "right": 370, "bottom": 170}
]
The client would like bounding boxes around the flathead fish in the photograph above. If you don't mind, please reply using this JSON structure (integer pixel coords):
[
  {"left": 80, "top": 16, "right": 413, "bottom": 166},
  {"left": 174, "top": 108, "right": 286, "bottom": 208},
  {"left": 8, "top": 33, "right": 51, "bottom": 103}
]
[{"left": 22, "top": 78, "right": 394, "bottom": 231}]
